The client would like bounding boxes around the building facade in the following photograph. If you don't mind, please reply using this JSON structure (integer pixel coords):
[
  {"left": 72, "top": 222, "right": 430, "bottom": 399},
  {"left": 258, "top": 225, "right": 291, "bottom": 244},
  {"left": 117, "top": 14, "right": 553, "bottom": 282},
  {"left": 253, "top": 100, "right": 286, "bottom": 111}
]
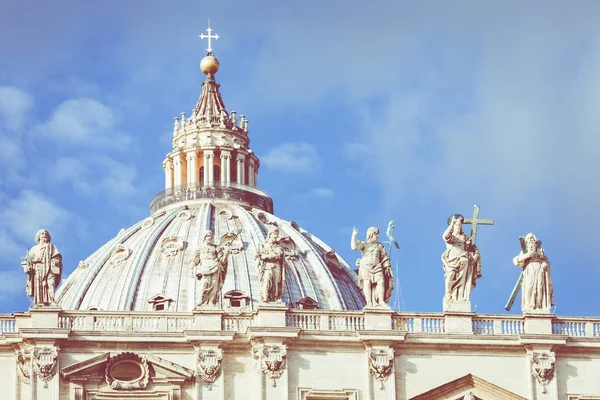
[{"left": 1, "top": 34, "right": 600, "bottom": 400}]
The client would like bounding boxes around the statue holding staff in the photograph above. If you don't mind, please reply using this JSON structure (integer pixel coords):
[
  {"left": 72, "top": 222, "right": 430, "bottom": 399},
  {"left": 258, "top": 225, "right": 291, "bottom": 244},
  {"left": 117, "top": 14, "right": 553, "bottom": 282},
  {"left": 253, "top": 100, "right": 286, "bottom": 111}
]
[
  {"left": 507, "top": 233, "right": 554, "bottom": 313},
  {"left": 351, "top": 227, "right": 393, "bottom": 308}
]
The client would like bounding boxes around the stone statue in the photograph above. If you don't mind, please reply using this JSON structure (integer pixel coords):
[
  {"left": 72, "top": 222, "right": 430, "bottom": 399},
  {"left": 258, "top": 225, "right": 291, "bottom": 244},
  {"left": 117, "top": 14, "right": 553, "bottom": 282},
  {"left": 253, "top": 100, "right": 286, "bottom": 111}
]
[
  {"left": 351, "top": 227, "right": 393, "bottom": 308},
  {"left": 513, "top": 233, "right": 554, "bottom": 313},
  {"left": 441, "top": 215, "right": 481, "bottom": 305},
  {"left": 190, "top": 231, "right": 230, "bottom": 308},
  {"left": 21, "top": 229, "right": 62, "bottom": 307},
  {"left": 255, "top": 229, "right": 286, "bottom": 303}
]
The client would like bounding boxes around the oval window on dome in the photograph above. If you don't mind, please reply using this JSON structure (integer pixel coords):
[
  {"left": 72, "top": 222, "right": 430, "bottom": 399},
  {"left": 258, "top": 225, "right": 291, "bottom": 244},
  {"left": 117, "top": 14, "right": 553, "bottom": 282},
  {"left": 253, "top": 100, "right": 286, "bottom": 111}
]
[{"left": 109, "top": 360, "right": 144, "bottom": 382}]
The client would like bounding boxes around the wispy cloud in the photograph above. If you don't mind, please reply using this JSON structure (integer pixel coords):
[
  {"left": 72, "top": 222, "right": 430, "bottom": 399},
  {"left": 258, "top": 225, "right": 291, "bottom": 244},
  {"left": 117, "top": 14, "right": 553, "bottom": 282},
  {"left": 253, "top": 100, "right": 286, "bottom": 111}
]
[
  {"left": 38, "top": 98, "right": 132, "bottom": 149},
  {"left": 0, "top": 86, "right": 33, "bottom": 130},
  {"left": 262, "top": 142, "right": 321, "bottom": 173},
  {"left": 309, "top": 187, "right": 335, "bottom": 199}
]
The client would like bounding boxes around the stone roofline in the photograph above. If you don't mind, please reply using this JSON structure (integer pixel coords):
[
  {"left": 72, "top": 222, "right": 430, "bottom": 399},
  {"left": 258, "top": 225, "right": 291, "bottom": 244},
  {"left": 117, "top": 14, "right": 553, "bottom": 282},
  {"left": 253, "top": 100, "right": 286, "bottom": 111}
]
[{"left": 1, "top": 307, "right": 598, "bottom": 340}]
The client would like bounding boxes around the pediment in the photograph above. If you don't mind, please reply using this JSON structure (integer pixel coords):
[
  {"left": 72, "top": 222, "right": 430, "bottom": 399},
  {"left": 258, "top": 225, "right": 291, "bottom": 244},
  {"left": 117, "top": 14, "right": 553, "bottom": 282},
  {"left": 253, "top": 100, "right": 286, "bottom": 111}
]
[
  {"left": 60, "top": 352, "right": 194, "bottom": 382},
  {"left": 409, "top": 374, "right": 527, "bottom": 400}
]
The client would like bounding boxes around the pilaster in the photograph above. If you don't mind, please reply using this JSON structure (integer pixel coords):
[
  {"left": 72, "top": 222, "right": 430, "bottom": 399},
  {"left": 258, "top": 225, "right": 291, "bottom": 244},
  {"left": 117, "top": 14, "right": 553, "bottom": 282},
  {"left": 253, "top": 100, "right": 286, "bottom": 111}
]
[
  {"left": 236, "top": 153, "right": 246, "bottom": 185},
  {"left": 220, "top": 150, "right": 231, "bottom": 185},
  {"left": 248, "top": 158, "right": 256, "bottom": 187},
  {"left": 173, "top": 153, "right": 183, "bottom": 187},
  {"left": 163, "top": 159, "right": 174, "bottom": 189},
  {"left": 205, "top": 149, "right": 215, "bottom": 186},
  {"left": 186, "top": 151, "right": 198, "bottom": 186}
]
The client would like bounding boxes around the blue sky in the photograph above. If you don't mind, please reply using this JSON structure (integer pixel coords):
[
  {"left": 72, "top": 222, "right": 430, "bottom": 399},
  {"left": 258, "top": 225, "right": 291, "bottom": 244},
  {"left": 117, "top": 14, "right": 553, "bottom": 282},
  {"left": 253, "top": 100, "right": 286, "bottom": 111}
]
[{"left": 1, "top": 1, "right": 599, "bottom": 316}]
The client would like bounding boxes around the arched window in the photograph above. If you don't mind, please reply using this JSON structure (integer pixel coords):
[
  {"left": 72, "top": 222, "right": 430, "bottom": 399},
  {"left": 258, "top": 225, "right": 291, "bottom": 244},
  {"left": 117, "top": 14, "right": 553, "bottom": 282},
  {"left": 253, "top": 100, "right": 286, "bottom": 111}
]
[
  {"left": 214, "top": 165, "right": 221, "bottom": 183},
  {"left": 199, "top": 167, "right": 204, "bottom": 183}
]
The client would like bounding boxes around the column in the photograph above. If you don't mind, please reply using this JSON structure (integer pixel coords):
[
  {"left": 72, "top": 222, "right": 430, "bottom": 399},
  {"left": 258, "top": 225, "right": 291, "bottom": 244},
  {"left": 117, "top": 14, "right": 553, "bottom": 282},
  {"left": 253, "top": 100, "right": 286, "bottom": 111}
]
[
  {"left": 173, "top": 153, "right": 182, "bottom": 187},
  {"left": 205, "top": 149, "right": 215, "bottom": 186},
  {"left": 203, "top": 151, "right": 209, "bottom": 186},
  {"left": 236, "top": 154, "right": 246, "bottom": 185},
  {"left": 247, "top": 159, "right": 256, "bottom": 187},
  {"left": 186, "top": 151, "right": 197, "bottom": 186},
  {"left": 163, "top": 159, "right": 173, "bottom": 190},
  {"left": 220, "top": 150, "right": 231, "bottom": 185}
]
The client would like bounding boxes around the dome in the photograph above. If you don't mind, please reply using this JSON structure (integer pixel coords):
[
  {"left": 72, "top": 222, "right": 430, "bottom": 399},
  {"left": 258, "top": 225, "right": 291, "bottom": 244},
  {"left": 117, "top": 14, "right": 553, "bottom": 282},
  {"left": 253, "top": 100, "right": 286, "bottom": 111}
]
[{"left": 56, "top": 200, "right": 366, "bottom": 311}]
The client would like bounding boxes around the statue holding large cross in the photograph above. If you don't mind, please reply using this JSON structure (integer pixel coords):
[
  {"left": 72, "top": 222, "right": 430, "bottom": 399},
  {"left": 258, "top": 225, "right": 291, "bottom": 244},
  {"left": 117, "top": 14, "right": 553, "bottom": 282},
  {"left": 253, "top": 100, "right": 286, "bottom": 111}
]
[{"left": 442, "top": 205, "right": 494, "bottom": 311}]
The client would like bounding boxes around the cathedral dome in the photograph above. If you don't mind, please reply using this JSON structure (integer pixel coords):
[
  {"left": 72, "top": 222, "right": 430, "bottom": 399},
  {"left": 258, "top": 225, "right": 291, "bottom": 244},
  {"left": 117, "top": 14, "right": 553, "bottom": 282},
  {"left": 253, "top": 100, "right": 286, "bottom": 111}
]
[
  {"left": 56, "top": 30, "right": 366, "bottom": 312},
  {"left": 56, "top": 201, "right": 365, "bottom": 311}
]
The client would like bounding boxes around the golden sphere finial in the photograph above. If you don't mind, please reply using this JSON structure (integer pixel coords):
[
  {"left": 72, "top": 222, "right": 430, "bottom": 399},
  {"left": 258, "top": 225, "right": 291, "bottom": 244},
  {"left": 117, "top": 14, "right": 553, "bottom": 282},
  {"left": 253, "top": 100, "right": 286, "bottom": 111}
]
[{"left": 200, "top": 54, "right": 220, "bottom": 75}]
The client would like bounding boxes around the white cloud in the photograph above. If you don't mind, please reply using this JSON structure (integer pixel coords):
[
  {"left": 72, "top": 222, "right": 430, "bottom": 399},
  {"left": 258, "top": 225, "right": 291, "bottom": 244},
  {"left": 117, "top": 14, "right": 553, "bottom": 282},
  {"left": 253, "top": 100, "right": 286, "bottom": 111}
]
[
  {"left": 262, "top": 142, "right": 321, "bottom": 173},
  {"left": 0, "top": 86, "right": 33, "bottom": 130},
  {"left": 49, "top": 155, "right": 138, "bottom": 202},
  {"left": 0, "top": 190, "right": 73, "bottom": 258},
  {"left": 309, "top": 187, "right": 335, "bottom": 199},
  {"left": 38, "top": 98, "right": 132, "bottom": 149}
]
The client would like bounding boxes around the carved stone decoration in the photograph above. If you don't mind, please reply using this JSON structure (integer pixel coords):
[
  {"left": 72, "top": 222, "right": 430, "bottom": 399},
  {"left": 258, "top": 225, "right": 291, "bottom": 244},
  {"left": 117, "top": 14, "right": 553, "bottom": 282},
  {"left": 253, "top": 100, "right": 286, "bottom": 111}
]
[
  {"left": 77, "top": 260, "right": 88, "bottom": 270},
  {"left": 255, "top": 229, "right": 286, "bottom": 303},
  {"left": 251, "top": 343, "right": 287, "bottom": 387},
  {"left": 105, "top": 352, "right": 149, "bottom": 390},
  {"left": 531, "top": 352, "right": 556, "bottom": 394},
  {"left": 351, "top": 227, "right": 393, "bottom": 308},
  {"left": 278, "top": 236, "right": 299, "bottom": 261},
  {"left": 109, "top": 245, "right": 132, "bottom": 268},
  {"left": 142, "top": 217, "right": 154, "bottom": 229},
  {"left": 323, "top": 250, "right": 342, "bottom": 271},
  {"left": 161, "top": 236, "right": 185, "bottom": 257},
  {"left": 176, "top": 209, "right": 192, "bottom": 221},
  {"left": 368, "top": 348, "right": 394, "bottom": 390},
  {"left": 219, "top": 231, "right": 243, "bottom": 254},
  {"left": 16, "top": 349, "right": 31, "bottom": 384},
  {"left": 512, "top": 233, "right": 554, "bottom": 313},
  {"left": 197, "top": 349, "right": 223, "bottom": 390},
  {"left": 463, "top": 391, "right": 476, "bottom": 400},
  {"left": 441, "top": 215, "right": 481, "bottom": 307},
  {"left": 32, "top": 347, "right": 58, "bottom": 388},
  {"left": 217, "top": 207, "right": 234, "bottom": 220},
  {"left": 21, "top": 229, "right": 63, "bottom": 307}
]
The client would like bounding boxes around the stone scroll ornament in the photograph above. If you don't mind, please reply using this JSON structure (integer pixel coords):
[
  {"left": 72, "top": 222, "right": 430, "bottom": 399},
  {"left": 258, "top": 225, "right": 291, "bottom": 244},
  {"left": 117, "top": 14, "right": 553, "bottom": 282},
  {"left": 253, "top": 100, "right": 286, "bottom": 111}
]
[
  {"left": 32, "top": 347, "right": 59, "bottom": 388},
  {"left": 368, "top": 348, "right": 394, "bottom": 390},
  {"left": 197, "top": 349, "right": 223, "bottom": 390},
  {"left": 252, "top": 343, "right": 287, "bottom": 387},
  {"left": 531, "top": 352, "right": 556, "bottom": 394}
]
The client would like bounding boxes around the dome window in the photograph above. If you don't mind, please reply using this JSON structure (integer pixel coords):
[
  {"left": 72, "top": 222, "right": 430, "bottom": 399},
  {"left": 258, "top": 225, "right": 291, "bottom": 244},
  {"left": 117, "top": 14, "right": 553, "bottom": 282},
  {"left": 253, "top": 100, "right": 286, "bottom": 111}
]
[
  {"left": 147, "top": 294, "right": 174, "bottom": 311},
  {"left": 224, "top": 290, "right": 248, "bottom": 309},
  {"left": 296, "top": 297, "right": 319, "bottom": 310}
]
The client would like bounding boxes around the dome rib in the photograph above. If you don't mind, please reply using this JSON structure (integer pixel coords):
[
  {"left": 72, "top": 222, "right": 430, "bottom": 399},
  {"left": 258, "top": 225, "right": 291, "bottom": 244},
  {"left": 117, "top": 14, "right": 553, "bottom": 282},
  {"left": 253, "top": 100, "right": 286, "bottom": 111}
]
[{"left": 57, "top": 202, "right": 366, "bottom": 311}]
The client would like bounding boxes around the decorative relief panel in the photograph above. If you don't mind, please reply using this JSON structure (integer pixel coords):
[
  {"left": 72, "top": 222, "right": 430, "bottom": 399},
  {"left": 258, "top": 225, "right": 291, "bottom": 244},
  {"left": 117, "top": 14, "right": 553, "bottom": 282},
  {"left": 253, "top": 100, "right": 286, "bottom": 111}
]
[
  {"left": 251, "top": 343, "right": 287, "bottom": 387},
  {"left": 142, "top": 217, "right": 155, "bottom": 229},
  {"left": 32, "top": 346, "right": 58, "bottom": 388},
  {"left": 161, "top": 236, "right": 185, "bottom": 257},
  {"left": 176, "top": 209, "right": 192, "bottom": 221},
  {"left": 105, "top": 352, "right": 149, "bottom": 390},
  {"left": 368, "top": 348, "right": 394, "bottom": 390},
  {"left": 109, "top": 245, "right": 132, "bottom": 268},
  {"left": 16, "top": 349, "right": 31, "bottom": 384},
  {"left": 217, "top": 207, "right": 234, "bottom": 221},
  {"left": 197, "top": 349, "right": 223, "bottom": 390},
  {"left": 531, "top": 352, "right": 556, "bottom": 394},
  {"left": 219, "top": 231, "right": 243, "bottom": 254}
]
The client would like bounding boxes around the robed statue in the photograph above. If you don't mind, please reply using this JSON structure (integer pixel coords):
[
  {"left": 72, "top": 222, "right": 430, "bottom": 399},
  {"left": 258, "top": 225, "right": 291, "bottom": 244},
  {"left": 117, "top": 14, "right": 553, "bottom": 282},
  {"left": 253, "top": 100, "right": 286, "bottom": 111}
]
[
  {"left": 22, "top": 229, "right": 62, "bottom": 307},
  {"left": 512, "top": 233, "right": 554, "bottom": 313},
  {"left": 256, "top": 229, "right": 286, "bottom": 303},
  {"left": 442, "top": 215, "right": 481, "bottom": 304},
  {"left": 351, "top": 227, "right": 393, "bottom": 308},
  {"left": 190, "top": 230, "right": 231, "bottom": 308}
]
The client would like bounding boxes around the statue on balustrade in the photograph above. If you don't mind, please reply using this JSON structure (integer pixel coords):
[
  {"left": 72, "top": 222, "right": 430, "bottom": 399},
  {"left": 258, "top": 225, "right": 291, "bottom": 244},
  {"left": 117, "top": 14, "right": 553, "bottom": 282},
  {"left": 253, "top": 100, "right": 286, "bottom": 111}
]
[
  {"left": 351, "top": 227, "right": 393, "bottom": 308},
  {"left": 21, "top": 229, "right": 62, "bottom": 307},
  {"left": 512, "top": 233, "right": 554, "bottom": 313},
  {"left": 441, "top": 215, "right": 481, "bottom": 305},
  {"left": 190, "top": 230, "right": 231, "bottom": 308},
  {"left": 256, "top": 229, "right": 286, "bottom": 303}
]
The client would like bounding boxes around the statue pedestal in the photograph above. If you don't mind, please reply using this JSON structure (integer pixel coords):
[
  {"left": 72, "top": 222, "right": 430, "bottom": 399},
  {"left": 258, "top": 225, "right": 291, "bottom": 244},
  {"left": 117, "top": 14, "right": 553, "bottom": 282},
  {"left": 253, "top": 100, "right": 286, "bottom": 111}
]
[
  {"left": 29, "top": 306, "right": 61, "bottom": 329},
  {"left": 255, "top": 304, "right": 288, "bottom": 328},
  {"left": 443, "top": 299, "right": 472, "bottom": 313},
  {"left": 524, "top": 312, "right": 554, "bottom": 335},
  {"left": 363, "top": 307, "right": 394, "bottom": 330},
  {"left": 193, "top": 309, "right": 224, "bottom": 331}
]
